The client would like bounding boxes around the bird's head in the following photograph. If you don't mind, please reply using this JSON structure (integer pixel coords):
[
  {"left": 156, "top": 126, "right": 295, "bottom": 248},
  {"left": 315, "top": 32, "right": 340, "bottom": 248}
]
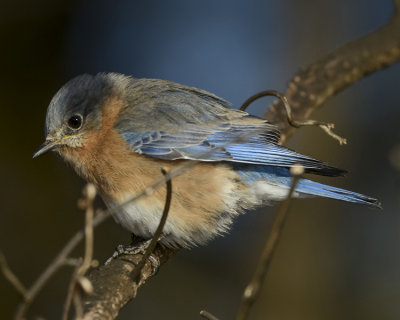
[{"left": 33, "top": 73, "right": 129, "bottom": 158}]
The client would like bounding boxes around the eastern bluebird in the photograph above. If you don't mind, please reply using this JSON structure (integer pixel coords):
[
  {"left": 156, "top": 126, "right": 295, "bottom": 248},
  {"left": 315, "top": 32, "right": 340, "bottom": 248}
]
[{"left": 33, "top": 73, "right": 381, "bottom": 248}]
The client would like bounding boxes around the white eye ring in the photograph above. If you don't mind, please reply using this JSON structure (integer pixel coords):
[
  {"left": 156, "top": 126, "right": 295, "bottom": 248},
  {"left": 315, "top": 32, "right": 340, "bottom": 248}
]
[{"left": 67, "top": 114, "right": 83, "bottom": 130}]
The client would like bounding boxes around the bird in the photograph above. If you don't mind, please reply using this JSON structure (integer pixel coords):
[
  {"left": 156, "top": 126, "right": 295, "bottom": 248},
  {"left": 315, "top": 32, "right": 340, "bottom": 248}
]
[{"left": 33, "top": 72, "right": 381, "bottom": 248}]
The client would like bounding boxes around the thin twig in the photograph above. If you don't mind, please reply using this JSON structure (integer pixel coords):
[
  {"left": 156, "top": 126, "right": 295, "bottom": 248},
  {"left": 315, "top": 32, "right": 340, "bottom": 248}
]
[
  {"left": 62, "top": 239, "right": 81, "bottom": 319},
  {"left": 240, "top": 90, "right": 347, "bottom": 145},
  {"left": 130, "top": 168, "right": 173, "bottom": 281},
  {"left": 79, "top": 184, "right": 96, "bottom": 273},
  {"left": 62, "top": 183, "right": 96, "bottom": 320},
  {"left": 236, "top": 164, "right": 304, "bottom": 320},
  {"left": 13, "top": 207, "right": 107, "bottom": 320},
  {"left": 73, "top": 292, "right": 84, "bottom": 319},
  {"left": 200, "top": 310, "right": 221, "bottom": 320},
  {"left": 0, "top": 250, "right": 28, "bottom": 298}
]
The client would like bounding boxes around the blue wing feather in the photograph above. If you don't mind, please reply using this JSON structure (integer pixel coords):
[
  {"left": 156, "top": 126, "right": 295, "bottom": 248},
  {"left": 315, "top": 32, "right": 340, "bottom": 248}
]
[
  {"left": 120, "top": 120, "right": 345, "bottom": 176},
  {"left": 114, "top": 81, "right": 344, "bottom": 176}
]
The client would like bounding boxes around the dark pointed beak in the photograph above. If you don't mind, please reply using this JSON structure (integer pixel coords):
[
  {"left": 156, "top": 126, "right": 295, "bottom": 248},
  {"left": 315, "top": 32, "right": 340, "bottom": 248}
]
[{"left": 33, "top": 139, "right": 59, "bottom": 158}]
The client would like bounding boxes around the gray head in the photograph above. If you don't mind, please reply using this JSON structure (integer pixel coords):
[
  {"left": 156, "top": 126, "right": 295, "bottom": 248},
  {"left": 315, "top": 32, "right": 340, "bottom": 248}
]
[{"left": 33, "top": 73, "right": 131, "bottom": 158}]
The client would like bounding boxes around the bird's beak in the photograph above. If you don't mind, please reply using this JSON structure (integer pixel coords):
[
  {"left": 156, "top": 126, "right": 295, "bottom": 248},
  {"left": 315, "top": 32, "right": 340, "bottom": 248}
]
[{"left": 33, "top": 138, "right": 62, "bottom": 158}]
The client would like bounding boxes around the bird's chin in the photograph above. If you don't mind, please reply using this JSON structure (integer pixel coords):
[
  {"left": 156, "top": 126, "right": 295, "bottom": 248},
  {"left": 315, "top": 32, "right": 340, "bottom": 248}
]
[
  {"left": 57, "top": 145, "right": 91, "bottom": 179},
  {"left": 57, "top": 144, "right": 81, "bottom": 160}
]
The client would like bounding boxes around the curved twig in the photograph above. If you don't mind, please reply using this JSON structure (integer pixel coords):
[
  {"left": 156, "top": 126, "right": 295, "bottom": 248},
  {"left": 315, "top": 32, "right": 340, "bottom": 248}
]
[
  {"left": 130, "top": 168, "right": 173, "bottom": 281},
  {"left": 241, "top": 90, "right": 347, "bottom": 145}
]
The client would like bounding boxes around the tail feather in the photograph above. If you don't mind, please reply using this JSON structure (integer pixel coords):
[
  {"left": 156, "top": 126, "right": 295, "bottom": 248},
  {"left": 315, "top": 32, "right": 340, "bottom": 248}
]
[
  {"left": 296, "top": 179, "right": 382, "bottom": 209},
  {"left": 234, "top": 164, "right": 381, "bottom": 208}
]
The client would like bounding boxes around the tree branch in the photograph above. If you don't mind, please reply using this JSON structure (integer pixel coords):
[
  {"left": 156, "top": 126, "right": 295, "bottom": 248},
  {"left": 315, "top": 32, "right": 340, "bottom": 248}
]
[
  {"left": 82, "top": 244, "right": 177, "bottom": 320},
  {"left": 264, "top": 3, "right": 400, "bottom": 144}
]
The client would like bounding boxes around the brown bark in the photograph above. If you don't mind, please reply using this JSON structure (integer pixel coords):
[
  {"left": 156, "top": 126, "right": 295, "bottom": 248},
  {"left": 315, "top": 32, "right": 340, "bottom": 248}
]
[{"left": 82, "top": 245, "right": 177, "bottom": 320}]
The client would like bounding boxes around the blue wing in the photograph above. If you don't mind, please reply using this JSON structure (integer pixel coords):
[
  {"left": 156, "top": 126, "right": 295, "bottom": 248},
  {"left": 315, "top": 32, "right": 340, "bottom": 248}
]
[
  {"left": 118, "top": 117, "right": 345, "bottom": 176},
  {"left": 114, "top": 79, "right": 345, "bottom": 176}
]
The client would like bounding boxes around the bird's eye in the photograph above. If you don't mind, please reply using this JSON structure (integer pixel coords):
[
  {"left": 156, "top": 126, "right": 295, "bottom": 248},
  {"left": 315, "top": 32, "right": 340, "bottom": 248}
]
[{"left": 67, "top": 114, "right": 83, "bottom": 130}]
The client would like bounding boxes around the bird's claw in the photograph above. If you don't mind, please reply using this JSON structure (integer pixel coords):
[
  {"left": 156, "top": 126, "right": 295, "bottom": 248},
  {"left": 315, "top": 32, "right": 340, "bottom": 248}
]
[
  {"left": 105, "top": 238, "right": 160, "bottom": 275},
  {"left": 105, "top": 238, "right": 151, "bottom": 265}
]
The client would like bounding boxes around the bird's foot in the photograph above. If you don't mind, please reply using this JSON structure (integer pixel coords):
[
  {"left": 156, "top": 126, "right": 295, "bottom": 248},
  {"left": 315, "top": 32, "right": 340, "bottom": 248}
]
[{"left": 105, "top": 235, "right": 160, "bottom": 274}]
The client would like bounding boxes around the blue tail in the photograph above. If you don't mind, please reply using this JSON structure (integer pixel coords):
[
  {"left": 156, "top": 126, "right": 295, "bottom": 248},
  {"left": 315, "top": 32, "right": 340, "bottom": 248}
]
[
  {"left": 234, "top": 164, "right": 381, "bottom": 208},
  {"left": 295, "top": 179, "right": 381, "bottom": 208}
]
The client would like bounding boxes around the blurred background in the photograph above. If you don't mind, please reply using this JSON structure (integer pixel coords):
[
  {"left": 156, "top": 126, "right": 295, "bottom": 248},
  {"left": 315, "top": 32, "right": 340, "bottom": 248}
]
[{"left": 1, "top": 0, "right": 399, "bottom": 319}]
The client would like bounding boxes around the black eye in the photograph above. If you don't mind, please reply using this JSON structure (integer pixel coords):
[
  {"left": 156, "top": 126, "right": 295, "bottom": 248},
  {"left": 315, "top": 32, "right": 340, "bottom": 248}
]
[{"left": 67, "top": 114, "right": 83, "bottom": 130}]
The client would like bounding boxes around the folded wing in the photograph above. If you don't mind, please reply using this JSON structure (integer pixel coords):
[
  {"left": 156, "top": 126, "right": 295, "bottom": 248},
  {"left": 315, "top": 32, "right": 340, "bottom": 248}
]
[{"left": 115, "top": 81, "right": 345, "bottom": 176}]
